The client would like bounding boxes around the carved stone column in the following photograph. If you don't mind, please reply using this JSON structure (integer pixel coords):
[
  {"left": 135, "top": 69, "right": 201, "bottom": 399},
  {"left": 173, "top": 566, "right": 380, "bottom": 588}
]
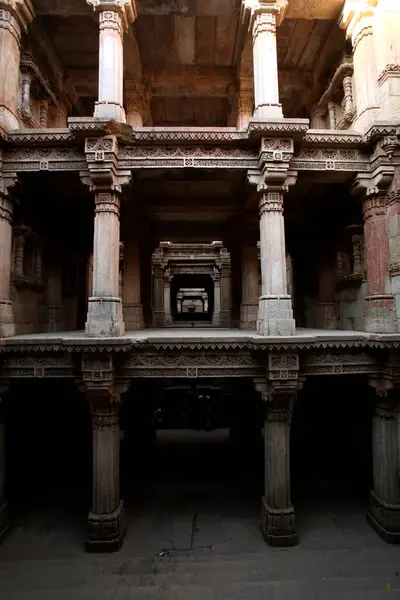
[
  {"left": 212, "top": 268, "right": 221, "bottom": 326},
  {"left": 219, "top": 248, "right": 231, "bottom": 327},
  {"left": 152, "top": 263, "right": 165, "bottom": 327},
  {"left": 257, "top": 188, "right": 295, "bottom": 335},
  {"left": 86, "top": 192, "right": 125, "bottom": 337},
  {"left": 340, "top": 2, "right": 380, "bottom": 131},
  {"left": 240, "top": 243, "right": 259, "bottom": 330},
  {"left": 367, "top": 394, "right": 400, "bottom": 543},
  {"left": 254, "top": 377, "right": 298, "bottom": 547},
  {"left": 87, "top": 0, "right": 137, "bottom": 122},
  {"left": 123, "top": 236, "right": 144, "bottom": 330},
  {"left": 0, "top": 381, "right": 10, "bottom": 543},
  {"left": 0, "top": 2, "right": 34, "bottom": 130},
  {"left": 248, "top": 1, "right": 286, "bottom": 119},
  {"left": 0, "top": 193, "right": 14, "bottom": 337},
  {"left": 373, "top": 0, "right": 400, "bottom": 120},
  {"left": 87, "top": 393, "right": 124, "bottom": 551},
  {"left": 362, "top": 194, "right": 397, "bottom": 333}
]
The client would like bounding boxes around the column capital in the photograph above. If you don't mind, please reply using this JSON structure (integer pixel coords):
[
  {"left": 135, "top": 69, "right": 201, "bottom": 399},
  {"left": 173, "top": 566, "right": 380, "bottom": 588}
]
[
  {"left": 82, "top": 135, "right": 132, "bottom": 193},
  {"left": 339, "top": 0, "right": 377, "bottom": 40},
  {"left": 243, "top": 0, "right": 288, "bottom": 27},
  {"left": 351, "top": 164, "right": 395, "bottom": 200},
  {"left": 87, "top": 0, "right": 137, "bottom": 30},
  {"left": 0, "top": 0, "right": 35, "bottom": 37}
]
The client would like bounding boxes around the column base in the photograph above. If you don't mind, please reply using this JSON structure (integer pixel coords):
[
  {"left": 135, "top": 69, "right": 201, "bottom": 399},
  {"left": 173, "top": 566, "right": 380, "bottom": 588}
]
[
  {"left": 94, "top": 101, "right": 126, "bottom": 123},
  {"left": 85, "top": 297, "right": 125, "bottom": 337},
  {"left": 212, "top": 312, "right": 220, "bottom": 326},
  {"left": 364, "top": 295, "right": 398, "bottom": 333},
  {"left": 86, "top": 500, "right": 125, "bottom": 552},
  {"left": 0, "top": 502, "right": 11, "bottom": 544},
  {"left": 239, "top": 302, "right": 258, "bottom": 330},
  {"left": 253, "top": 104, "right": 283, "bottom": 119},
  {"left": 44, "top": 305, "right": 64, "bottom": 333},
  {"left": 315, "top": 302, "right": 337, "bottom": 329},
  {"left": 261, "top": 497, "right": 298, "bottom": 547},
  {"left": 123, "top": 303, "right": 144, "bottom": 331},
  {"left": 0, "top": 300, "right": 15, "bottom": 338},
  {"left": 257, "top": 295, "right": 295, "bottom": 336},
  {"left": 153, "top": 310, "right": 165, "bottom": 327},
  {"left": 219, "top": 310, "right": 231, "bottom": 327},
  {"left": 367, "top": 490, "right": 400, "bottom": 544}
]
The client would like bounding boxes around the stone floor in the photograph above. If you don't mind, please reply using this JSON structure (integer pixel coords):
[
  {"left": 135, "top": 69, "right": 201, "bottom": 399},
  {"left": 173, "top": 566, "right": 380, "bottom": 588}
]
[
  {"left": 1, "top": 430, "right": 400, "bottom": 599},
  {"left": 5, "top": 327, "right": 399, "bottom": 344}
]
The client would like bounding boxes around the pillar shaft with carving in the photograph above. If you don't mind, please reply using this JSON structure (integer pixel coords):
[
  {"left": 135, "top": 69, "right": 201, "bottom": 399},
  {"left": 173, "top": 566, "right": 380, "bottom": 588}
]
[
  {"left": 236, "top": 78, "right": 254, "bottom": 130},
  {"left": 86, "top": 192, "right": 125, "bottom": 337},
  {"left": 0, "top": 2, "right": 34, "bottom": 129},
  {"left": 123, "top": 236, "right": 144, "bottom": 330},
  {"left": 367, "top": 396, "right": 400, "bottom": 543},
  {"left": 45, "top": 256, "right": 64, "bottom": 333},
  {"left": 363, "top": 194, "right": 397, "bottom": 333},
  {"left": 240, "top": 243, "right": 259, "bottom": 330},
  {"left": 87, "top": 0, "right": 136, "bottom": 122},
  {"left": 126, "top": 79, "right": 146, "bottom": 127},
  {"left": 255, "top": 384, "right": 297, "bottom": 547},
  {"left": 213, "top": 270, "right": 221, "bottom": 326},
  {"left": 258, "top": 189, "right": 295, "bottom": 335},
  {"left": 0, "top": 194, "right": 14, "bottom": 337},
  {"left": 87, "top": 394, "right": 124, "bottom": 551},
  {"left": 340, "top": 4, "right": 380, "bottom": 131},
  {"left": 250, "top": 3, "right": 285, "bottom": 119}
]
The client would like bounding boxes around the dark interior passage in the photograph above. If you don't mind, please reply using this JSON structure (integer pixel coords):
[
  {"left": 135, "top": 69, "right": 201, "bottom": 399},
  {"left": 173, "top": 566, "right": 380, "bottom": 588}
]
[
  {"left": 171, "top": 274, "right": 214, "bottom": 323},
  {"left": 291, "top": 376, "right": 373, "bottom": 506}
]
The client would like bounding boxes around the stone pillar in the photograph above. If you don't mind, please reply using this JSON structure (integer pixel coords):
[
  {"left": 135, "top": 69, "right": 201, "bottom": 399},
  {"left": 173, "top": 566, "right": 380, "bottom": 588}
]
[
  {"left": 87, "top": 394, "right": 125, "bottom": 551},
  {"left": 340, "top": 2, "right": 380, "bottom": 131},
  {"left": 45, "top": 258, "right": 64, "bottom": 332},
  {"left": 374, "top": 0, "right": 400, "bottom": 120},
  {"left": 0, "top": 381, "right": 10, "bottom": 543},
  {"left": 240, "top": 243, "right": 259, "bottom": 330},
  {"left": 152, "top": 264, "right": 164, "bottom": 327},
  {"left": 220, "top": 260, "right": 231, "bottom": 327},
  {"left": 236, "top": 77, "right": 253, "bottom": 130},
  {"left": 212, "top": 269, "right": 221, "bottom": 326},
  {"left": 87, "top": 0, "right": 136, "bottom": 122},
  {"left": 123, "top": 237, "right": 144, "bottom": 330},
  {"left": 254, "top": 381, "right": 298, "bottom": 547},
  {"left": 163, "top": 271, "right": 172, "bottom": 326},
  {"left": 362, "top": 194, "right": 397, "bottom": 333},
  {"left": 86, "top": 192, "right": 125, "bottom": 337},
  {"left": 249, "top": 2, "right": 286, "bottom": 119},
  {"left": 367, "top": 395, "right": 400, "bottom": 543},
  {"left": 258, "top": 190, "right": 295, "bottom": 336},
  {"left": 0, "top": 2, "right": 34, "bottom": 130},
  {"left": 0, "top": 195, "right": 14, "bottom": 337}
]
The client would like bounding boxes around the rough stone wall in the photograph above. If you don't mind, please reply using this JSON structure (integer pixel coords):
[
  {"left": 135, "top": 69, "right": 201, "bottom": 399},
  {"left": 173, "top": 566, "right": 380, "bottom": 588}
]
[
  {"left": 336, "top": 283, "right": 367, "bottom": 331},
  {"left": 11, "top": 286, "right": 44, "bottom": 335}
]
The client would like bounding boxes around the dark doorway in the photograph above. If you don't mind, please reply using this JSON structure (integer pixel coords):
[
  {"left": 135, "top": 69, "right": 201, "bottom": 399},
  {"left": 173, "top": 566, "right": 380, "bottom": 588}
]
[{"left": 171, "top": 274, "right": 214, "bottom": 324}]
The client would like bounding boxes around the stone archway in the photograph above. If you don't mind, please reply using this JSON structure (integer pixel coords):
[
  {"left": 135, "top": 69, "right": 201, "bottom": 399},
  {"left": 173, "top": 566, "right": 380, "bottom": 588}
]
[{"left": 152, "top": 241, "right": 231, "bottom": 327}]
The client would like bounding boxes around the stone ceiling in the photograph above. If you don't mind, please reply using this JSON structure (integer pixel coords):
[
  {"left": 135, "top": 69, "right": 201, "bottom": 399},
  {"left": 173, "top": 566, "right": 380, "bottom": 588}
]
[{"left": 30, "top": 0, "right": 347, "bottom": 124}]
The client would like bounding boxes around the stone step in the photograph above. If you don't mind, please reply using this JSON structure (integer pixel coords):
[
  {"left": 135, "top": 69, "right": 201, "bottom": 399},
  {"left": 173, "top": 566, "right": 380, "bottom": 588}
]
[{"left": 0, "top": 582, "right": 397, "bottom": 600}]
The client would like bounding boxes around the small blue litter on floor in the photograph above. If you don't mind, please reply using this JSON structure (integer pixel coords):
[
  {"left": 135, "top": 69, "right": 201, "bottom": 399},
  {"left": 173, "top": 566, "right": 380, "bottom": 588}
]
[{"left": 158, "top": 550, "right": 171, "bottom": 558}]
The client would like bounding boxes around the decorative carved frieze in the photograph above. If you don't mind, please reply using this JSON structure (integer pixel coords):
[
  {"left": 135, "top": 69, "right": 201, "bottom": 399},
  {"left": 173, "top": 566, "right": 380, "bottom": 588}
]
[
  {"left": 303, "top": 352, "right": 376, "bottom": 375},
  {"left": 2, "top": 147, "right": 86, "bottom": 172},
  {"left": 1, "top": 354, "right": 74, "bottom": 378}
]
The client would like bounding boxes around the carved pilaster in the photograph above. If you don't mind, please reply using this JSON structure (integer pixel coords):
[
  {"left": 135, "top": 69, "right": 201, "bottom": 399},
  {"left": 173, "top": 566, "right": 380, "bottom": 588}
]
[{"left": 367, "top": 381, "right": 400, "bottom": 544}]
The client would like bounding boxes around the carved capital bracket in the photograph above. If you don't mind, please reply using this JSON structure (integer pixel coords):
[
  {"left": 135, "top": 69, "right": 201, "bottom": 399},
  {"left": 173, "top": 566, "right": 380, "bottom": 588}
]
[
  {"left": 254, "top": 351, "right": 303, "bottom": 403},
  {"left": 242, "top": 0, "right": 288, "bottom": 31},
  {"left": 0, "top": 0, "right": 35, "bottom": 38},
  {"left": 86, "top": 0, "right": 137, "bottom": 31},
  {"left": 247, "top": 165, "right": 297, "bottom": 195},
  {"left": 351, "top": 164, "right": 395, "bottom": 200},
  {"left": 81, "top": 135, "right": 131, "bottom": 193}
]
